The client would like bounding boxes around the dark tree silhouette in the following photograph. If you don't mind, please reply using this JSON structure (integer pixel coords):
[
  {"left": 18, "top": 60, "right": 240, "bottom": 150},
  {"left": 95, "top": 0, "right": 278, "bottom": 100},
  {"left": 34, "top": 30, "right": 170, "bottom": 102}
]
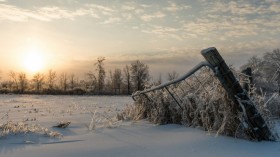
[
  {"left": 18, "top": 72, "right": 28, "bottom": 93},
  {"left": 112, "top": 68, "right": 122, "bottom": 94},
  {"left": 59, "top": 73, "right": 68, "bottom": 92},
  {"left": 9, "top": 71, "right": 19, "bottom": 91},
  {"left": 86, "top": 71, "right": 97, "bottom": 92},
  {"left": 32, "top": 72, "right": 45, "bottom": 93},
  {"left": 95, "top": 57, "right": 106, "bottom": 94},
  {"left": 123, "top": 65, "right": 131, "bottom": 94},
  {"left": 69, "top": 73, "right": 77, "bottom": 91},
  {"left": 47, "top": 69, "right": 57, "bottom": 90},
  {"left": 130, "top": 60, "right": 150, "bottom": 91}
]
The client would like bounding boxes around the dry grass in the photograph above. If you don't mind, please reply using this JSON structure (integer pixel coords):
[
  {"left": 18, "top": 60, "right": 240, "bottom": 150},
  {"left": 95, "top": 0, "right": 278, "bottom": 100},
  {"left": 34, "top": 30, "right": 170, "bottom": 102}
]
[
  {"left": 121, "top": 68, "right": 279, "bottom": 140},
  {"left": 0, "top": 121, "right": 62, "bottom": 138},
  {"left": 87, "top": 109, "right": 121, "bottom": 131}
]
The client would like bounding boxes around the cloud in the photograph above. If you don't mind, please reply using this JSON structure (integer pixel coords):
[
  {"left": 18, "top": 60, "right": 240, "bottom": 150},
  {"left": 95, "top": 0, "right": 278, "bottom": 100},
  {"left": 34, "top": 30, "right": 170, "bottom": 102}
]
[
  {"left": 178, "top": 0, "right": 280, "bottom": 40},
  {"left": 85, "top": 4, "right": 114, "bottom": 15},
  {"left": 205, "top": 0, "right": 280, "bottom": 16},
  {"left": 37, "top": 6, "right": 82, "bottom": 21},
  {"left": 140, "top": 11, "right": 166, "bottom": 22},
  {"left": 182, "top": 21, "right": 216, "bottom": 36},
  {"left": 142, "top": 25, "right": 182, "bottom": 40},
  {"left": 121, "top": 13, "right": 133, "bottom": 20},
  {"left": 0, "top": 3, "right": 118, "bottom": 22},
  {"left": 164, "top": 1, "right": 191, "bottom": 12},
  {"left": 268, "top": 2, "right": 280, "bottom": 13},
  {"left": 1, "top": 0, "right": 280, "bottom": 57},
  {"left": 0, "top": 4, "right": 43, "bottom": 22},
  {"left": 122, "top": 5, "right": 135, "bottom": 11},
  {"left": 0, "top": 4, "right": 95, "bottom": 22},
  {"left": 102, "top": 17, "right": 121, "bottom": 24},
  {"left": 0, "top": 3, "right": 124, "bottom": 25}
]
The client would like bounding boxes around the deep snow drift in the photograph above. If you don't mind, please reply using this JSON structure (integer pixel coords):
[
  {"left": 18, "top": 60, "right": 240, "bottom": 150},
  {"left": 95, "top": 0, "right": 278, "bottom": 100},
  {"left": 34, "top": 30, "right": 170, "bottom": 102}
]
[{"left": 0, "top": 95, "right": 279, "bottom": 157}]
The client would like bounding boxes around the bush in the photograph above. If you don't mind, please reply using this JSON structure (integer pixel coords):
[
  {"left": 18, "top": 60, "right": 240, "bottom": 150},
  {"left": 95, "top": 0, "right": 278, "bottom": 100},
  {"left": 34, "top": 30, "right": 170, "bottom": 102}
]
[{"left": 121, "top": 68, "right": 279, "bottom": 140}]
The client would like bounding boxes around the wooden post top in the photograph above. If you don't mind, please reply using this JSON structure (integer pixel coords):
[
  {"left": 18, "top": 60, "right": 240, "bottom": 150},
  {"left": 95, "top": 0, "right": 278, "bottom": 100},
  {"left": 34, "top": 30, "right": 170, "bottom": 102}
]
[{"left": 201, "top": 47, "right": 225, "bottom": 67}]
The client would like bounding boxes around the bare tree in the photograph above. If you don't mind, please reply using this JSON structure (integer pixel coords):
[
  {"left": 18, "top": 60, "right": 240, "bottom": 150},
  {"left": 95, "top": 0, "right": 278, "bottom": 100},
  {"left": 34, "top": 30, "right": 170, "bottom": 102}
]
[
  {"left": 154, "top": 73, "right": 162, "bottom": 86},
  {"left": 18, "top": 72, "right": 28, "bottom": 93},
  {"left": 264, "top": 49, "right": 280, "bottom": 64},
  {"left": 242, "top": 49, "right": 280, "bottom": 93},
  {"left": 107, "top": 70, "right": 113, "bottom": 93},
  {"left": 112, "top": 68, "right": 122, "bottom": 94},
  {"left": 130, "top": 60, "right": 150, "bottom": 91},
  {"left": 123, "top": 65, "right": 131, "bottom": 94},
  {"left": 241, "top": 56, "right": 263, "bottom": 77},
  {"left": 86, "top": 72, "right": 97, "bottom": 92},
  {"left": 167, "top": 71, "right": 179, "bottom": 81},
  {"left": 69, "top": 73, "right": 77, "bottom": 91},
  {"left": 263, "top": 49, "right": 280, "bottom": 77},
  {"left": 59, "top": 73, "right": 68, "bottom": 92},
  {"left": 95, "top": 57, "right": 106, "bottom": 94},
  {"left": 9, "top": 71, "right": 18, "bottom": 91},
  {"left": 47, "top": 69, "right": 57, "bottom": 90},
  {"left": 263, "top": 49, "right": 280, "bottom": 93},
  {"left": 32, "top": 72, "right": 45, "bottom": 93}
]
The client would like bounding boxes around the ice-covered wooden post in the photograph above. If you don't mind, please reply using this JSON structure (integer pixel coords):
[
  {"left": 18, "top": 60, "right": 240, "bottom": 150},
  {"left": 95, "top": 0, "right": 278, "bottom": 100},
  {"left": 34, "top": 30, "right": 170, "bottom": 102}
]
[
  {"left": 241, "top": 67, "right": 253, "bottom": 96},
  {"left": 201, "top": 47, "right": 273, "bottom": 141}
]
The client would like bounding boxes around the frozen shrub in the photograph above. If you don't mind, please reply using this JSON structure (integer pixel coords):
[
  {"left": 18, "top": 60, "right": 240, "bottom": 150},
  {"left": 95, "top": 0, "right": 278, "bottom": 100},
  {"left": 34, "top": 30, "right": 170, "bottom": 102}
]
[
  {"left": 0, "top": 121, "right": 62, "bottom": 138},
  {"left": 124, "top": 67, "right": 279, "bottom": 140},
  {"left": 87, "top": 110, "right": 121, "bottom": 130}
]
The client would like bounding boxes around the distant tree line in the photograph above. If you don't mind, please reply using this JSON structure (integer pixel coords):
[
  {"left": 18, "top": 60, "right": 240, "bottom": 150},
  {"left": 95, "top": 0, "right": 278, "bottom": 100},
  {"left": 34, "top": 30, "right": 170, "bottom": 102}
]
[
  {"left": 2, "top": 48, "right": 278, "bottom": 96},
  {"left": 0, "top": 57, "right": 180, "bottom": 95}
]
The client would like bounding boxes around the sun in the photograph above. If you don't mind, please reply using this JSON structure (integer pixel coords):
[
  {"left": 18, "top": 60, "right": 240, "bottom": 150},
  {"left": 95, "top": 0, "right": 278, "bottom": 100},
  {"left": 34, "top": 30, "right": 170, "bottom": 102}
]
[{"left": 23, "top": 50, "right": 45, "bottom": 73}]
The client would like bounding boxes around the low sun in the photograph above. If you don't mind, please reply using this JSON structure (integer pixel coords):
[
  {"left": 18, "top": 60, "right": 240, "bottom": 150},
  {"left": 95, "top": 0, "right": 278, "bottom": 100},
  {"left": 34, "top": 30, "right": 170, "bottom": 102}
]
[{"left": 23, "top": 50, "right": 45, "bottom": 73}]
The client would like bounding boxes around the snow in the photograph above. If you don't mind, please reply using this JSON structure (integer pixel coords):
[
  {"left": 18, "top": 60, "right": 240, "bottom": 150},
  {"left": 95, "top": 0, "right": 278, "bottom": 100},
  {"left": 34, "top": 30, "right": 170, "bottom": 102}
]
[{"left": 0, "top": 95, "right": 280, "bottom": 157}]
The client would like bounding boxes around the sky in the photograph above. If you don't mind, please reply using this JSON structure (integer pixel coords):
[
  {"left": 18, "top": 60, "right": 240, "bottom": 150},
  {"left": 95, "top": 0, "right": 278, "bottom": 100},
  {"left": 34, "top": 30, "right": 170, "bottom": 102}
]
[{"left": 0, "top": 0, "right": 280, "bottom": 79}]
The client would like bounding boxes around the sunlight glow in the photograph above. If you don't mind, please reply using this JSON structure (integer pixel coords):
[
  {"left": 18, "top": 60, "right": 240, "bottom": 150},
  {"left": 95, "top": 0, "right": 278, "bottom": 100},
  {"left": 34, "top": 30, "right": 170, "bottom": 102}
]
[{"left": 23, "top": 49, "right": 45, "bottom": 73}]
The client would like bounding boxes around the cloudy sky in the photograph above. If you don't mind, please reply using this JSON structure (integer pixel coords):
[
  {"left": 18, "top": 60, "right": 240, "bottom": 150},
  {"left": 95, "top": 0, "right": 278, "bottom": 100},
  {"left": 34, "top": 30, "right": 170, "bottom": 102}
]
[{"left": 0, "top": 0, "right": 280, "bottom": 79}]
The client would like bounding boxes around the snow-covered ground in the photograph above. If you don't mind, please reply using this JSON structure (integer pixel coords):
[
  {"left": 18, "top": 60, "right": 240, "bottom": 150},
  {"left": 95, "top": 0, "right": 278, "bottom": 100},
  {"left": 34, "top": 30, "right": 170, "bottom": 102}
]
[{"left": 0, "top": 95, "right": 280, "bottom": 157}]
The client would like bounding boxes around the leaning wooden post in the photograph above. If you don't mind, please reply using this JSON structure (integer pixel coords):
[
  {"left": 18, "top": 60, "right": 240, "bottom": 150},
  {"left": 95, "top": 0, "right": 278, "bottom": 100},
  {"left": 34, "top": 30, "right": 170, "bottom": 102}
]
[{"left": 201, "top": 47, "right": 273, "bottom": 141}]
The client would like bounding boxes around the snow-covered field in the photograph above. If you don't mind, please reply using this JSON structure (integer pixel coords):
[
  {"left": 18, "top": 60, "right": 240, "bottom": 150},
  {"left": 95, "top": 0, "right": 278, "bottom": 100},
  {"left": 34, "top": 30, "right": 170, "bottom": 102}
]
[{"left": 0, "top": 95, "right": 280, "bottom": 157}]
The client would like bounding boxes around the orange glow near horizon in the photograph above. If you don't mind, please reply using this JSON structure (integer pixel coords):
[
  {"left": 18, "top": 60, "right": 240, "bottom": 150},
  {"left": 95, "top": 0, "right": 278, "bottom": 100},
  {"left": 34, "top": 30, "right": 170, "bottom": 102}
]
[{"left": 21, "top": 46, "right": 46, "bottom": 74}]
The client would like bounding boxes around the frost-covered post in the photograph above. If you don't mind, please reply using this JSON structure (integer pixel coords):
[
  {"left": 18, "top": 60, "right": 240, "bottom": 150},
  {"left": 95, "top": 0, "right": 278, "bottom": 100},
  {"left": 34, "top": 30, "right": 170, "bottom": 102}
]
[
  {"left": 241, "top": 67, "right": 253, "bottom": 96},
  {"left": 201, "top": 47, "right": 273, "bottom": 141}
]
